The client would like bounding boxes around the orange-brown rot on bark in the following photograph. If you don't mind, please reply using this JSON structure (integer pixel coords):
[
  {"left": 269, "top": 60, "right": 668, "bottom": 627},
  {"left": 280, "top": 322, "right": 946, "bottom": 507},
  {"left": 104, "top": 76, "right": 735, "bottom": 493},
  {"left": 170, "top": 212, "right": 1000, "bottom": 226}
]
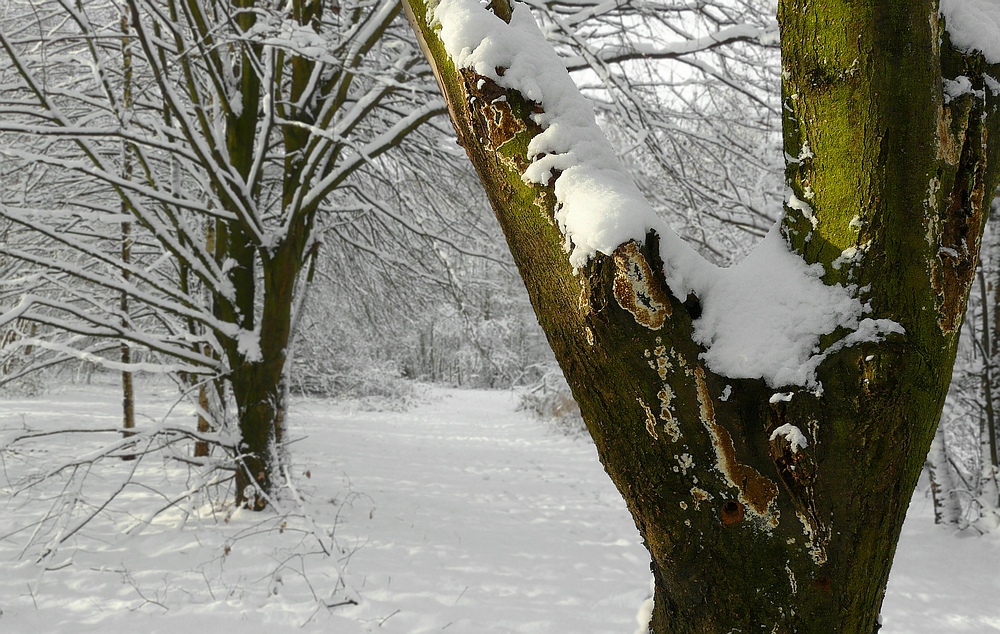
[
  {"left": 612, "top": 241, "right": 671, "bottom": 330},
  {"left": 931, "top": 91, "right": 988, "bottom": 334},
  {"left": 459, "top": 69, "right": 528, "bottom": 164},
  {"left": 720, "top": 500, "right": 744, "bottom": 525},
  {"left": 658, "top": 388, "right": 681, "bottom": 442},
  {"left": 690, "top": 486, "right": 711, "bottom": 510},
  {"left": 695, "top": 366, "right": 779, "bottom": 528},
  {"left": 937, "top": 110, "right": 962, "bottom": 167},
  {"left": 767, "top": 417, "right": 828, "bottom": 564}
]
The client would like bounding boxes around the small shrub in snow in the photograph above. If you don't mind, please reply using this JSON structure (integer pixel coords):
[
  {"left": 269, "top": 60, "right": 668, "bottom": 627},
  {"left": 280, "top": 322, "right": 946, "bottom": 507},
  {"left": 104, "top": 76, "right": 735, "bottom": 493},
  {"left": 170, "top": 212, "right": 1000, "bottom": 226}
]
[{"left": 516, "top": 369, "right": 588, "bottom": 439}]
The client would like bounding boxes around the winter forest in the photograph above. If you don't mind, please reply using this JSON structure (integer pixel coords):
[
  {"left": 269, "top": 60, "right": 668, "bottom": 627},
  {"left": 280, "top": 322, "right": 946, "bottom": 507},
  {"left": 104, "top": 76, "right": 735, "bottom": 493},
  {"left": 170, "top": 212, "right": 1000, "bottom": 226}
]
[{"left": 1, "top": 0, "right": 999, "bottom": 631}]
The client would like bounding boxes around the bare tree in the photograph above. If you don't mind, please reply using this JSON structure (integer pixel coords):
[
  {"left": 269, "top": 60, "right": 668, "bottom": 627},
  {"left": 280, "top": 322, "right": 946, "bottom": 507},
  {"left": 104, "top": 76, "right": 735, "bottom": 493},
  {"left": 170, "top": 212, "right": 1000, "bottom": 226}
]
[{"left": 0, "top": 0, "right": 443, "bottom": 507}]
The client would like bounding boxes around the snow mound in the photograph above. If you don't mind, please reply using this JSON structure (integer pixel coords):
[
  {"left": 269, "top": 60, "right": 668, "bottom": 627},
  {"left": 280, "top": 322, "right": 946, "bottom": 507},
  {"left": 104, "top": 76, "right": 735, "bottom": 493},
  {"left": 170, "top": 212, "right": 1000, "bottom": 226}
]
[
  {"left": 688, "top": 225, "right": 901, "bottom": 389},
  {"left": 941, "top": 0, "right": 1000, "bottom": 64}
]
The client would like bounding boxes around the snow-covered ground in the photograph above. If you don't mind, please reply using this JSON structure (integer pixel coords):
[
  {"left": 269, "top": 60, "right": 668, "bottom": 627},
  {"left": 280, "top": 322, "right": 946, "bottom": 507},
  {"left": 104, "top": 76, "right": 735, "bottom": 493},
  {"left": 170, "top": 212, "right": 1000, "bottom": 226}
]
[{"left": 0, "top": 383, "right": 998, "bottom": 632}]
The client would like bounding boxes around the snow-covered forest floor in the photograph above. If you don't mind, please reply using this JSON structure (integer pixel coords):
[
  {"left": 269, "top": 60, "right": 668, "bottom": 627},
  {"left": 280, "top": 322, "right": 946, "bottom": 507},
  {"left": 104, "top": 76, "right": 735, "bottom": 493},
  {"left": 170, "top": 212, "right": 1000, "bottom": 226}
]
[{"left": 0, "top": 381, "right": 998, "bottom": 633}]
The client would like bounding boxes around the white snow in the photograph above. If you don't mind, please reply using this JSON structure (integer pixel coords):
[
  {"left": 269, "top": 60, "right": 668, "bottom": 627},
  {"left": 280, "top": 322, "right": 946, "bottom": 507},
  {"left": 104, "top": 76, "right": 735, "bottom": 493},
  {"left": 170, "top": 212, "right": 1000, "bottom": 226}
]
[
  {"left": 882, "top": 483, "right": 1000, "bottom": 633},
  {"left": 0, "top": 383, "right": 649, "bottom": 633},
  {"left": 689, "top": 225, "right": 900, "bottom": 390},
  {"left": 433, "top": 0, "right": 661, "bottom": 270},
  {"left": 769, "top": 391, "right": 794, "bottom": 404},
  {"left": 430, "top": 0, "right": 901, "bottom": 390},
  {"left": 633, "top": 578, "right": 655, "bottom": 634},
  {"left": 1, "top": 383, "right": 999, "bottom": 632},
  {"left": 787, "top": 192, "right": 817, "bottom": 227},
  {"left": 237, "top": 328, "right": 263, "bottom": 363},
  {"left": 942, "top": 76, "right": 982, "bottom": 104},
  {"left": 941, "top": 0, "right": 1000, "bottom": 64},
  {"left": 769, "top": 422, "right": 809, "bottom": 453}
]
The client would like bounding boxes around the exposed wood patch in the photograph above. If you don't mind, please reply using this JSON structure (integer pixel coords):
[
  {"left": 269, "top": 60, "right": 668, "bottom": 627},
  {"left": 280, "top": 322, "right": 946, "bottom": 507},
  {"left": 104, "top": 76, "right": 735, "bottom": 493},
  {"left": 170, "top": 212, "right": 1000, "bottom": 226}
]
[
  {"left": 931, "top": 97, "right": 987, "bottom": 334},
  {"left": 612, "top": 241, "right": 671, "bottom": 330},
  {"left": 694, "top": 366, "right": 779, "bottom": 528}
]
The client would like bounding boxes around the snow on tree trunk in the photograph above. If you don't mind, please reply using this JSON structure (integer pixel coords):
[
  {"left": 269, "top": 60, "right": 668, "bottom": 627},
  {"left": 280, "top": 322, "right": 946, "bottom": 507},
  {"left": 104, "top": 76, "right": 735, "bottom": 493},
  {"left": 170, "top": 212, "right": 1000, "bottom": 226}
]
[{"left": 403, "top": 0, "right": 1000, "bottom": 630}]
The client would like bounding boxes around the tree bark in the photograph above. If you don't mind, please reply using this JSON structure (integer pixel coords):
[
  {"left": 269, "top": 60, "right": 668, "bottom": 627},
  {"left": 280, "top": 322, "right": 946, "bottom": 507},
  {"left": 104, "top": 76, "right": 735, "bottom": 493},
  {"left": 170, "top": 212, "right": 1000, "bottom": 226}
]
[
  {"left": 927, "top": 423, "right": 961, "bottom": 525},
  {"left": 120, "top": 2, "right": 136, "bottom": 461},
  {"left": 403, "top": 0, "right": 1000, "bottom": 631},
  {"left": 224, "top": 0, "right": 312, "bottom": 508}
]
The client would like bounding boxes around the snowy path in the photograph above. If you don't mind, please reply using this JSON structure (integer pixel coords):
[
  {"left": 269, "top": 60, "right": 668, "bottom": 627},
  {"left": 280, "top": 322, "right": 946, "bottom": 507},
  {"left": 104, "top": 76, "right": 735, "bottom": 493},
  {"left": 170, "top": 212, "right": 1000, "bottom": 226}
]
[
  {"left": 300, "top": 390, "right": 649, "bottom": 632},
  {"left": 0, "top": 384, "right": 998, "bottom": 632}
]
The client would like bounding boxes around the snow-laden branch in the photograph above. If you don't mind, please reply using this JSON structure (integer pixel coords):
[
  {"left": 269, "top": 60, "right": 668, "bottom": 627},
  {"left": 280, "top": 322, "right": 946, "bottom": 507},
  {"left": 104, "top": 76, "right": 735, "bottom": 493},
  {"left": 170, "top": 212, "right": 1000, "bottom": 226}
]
[
  {"left": 297, "top": 99, "right": 445, "bottom": 214},
  {"left": 0, "top": 31, "right": 233, "bottom": 294},
  {"left": 0, "top": 144, "right": 234, "bottom": 223},
  {"left": 0, "top": 295, "right": 220, "bottom": 370},
  {"left": 0, "top": 238, "right": 237, "bottom": 341},
  {"left": 562, "top": 23, "right": 775, "bottom": 70},
  {"left": 344, "top": 185, "right": 513, "bottom": 266},
  {"left": 126, "top": 0, "right": 267, "bottom": 243}
]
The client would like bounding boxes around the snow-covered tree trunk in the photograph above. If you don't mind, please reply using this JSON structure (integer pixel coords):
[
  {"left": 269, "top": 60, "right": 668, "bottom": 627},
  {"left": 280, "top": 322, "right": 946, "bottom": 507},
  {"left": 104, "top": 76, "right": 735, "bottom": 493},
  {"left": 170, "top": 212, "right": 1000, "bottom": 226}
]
[{"left": 404, "top": 0, "right": 1000, "bottom": 630}]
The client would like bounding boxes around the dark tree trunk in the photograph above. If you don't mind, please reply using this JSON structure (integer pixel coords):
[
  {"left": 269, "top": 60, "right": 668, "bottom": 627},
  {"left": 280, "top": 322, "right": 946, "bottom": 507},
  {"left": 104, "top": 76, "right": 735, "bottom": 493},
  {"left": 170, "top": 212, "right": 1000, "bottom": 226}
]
[
  {"left": 404, "top": 0, "right": 1000, "bottom": 630},
  {"left": 120, "top": 3, "right": 136, "bottom": 461},
  {"left": 231, "top": 245, "right": 299, "bottom": 509}
]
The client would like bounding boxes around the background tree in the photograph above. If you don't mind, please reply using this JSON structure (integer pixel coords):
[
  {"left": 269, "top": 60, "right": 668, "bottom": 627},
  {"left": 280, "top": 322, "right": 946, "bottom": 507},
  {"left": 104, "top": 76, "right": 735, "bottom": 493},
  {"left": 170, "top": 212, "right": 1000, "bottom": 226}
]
[
  {"left": 404, "top": 0, "right": 1000, "bottom": 632},
  {"left": 0, "top": 0, "right": 445, "bottom": 507},
  {"left": 529, "top": 0, "right": 783, "bottom": 262}
]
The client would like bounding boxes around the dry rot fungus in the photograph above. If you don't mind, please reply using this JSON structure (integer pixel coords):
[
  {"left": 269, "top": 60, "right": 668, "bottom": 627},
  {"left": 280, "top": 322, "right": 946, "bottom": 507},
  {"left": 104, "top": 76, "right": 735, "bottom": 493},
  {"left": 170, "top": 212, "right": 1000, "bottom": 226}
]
[
  {"left": 690, "top": 486, "right": 711, "bottom": 510},
  {"left": 694, "top": 366, "right": 779, "bottom": 528},
  {"left": 929, "top": 85, "right": 988, "bottom": 335},
  {"left": 644, "top": 344, "right": 682, "bottom": 442},
  {"left": 612, "top": 242, "right": 671, "bottom": 330},
  {"left": 659, "top": 388, "right": 681, "bottom": 442},
  {"left": 639, "top": 398, "right": 658, "bottom": 440},
  {"left": 797, "top": 510, "right": 830, "bottom": 565},
  {"left": 460, "top": 69, "right": 527, "bottom": 165}
]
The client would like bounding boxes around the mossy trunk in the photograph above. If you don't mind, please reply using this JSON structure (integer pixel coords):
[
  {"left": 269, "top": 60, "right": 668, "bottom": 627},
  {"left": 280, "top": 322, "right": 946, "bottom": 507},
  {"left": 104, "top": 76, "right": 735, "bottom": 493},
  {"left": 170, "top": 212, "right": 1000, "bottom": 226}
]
[
  {"left": 404, "top": 0, "right": 1000, "bottom": 631},
  {"left": 216, "top": 0, "right": 326, "bottom": 508},
  {"left": 231, "top": 354, "right": 285, "bottom": 510},
  {"left": 220, "top": 0, "right": 282, "bottom": 510}
]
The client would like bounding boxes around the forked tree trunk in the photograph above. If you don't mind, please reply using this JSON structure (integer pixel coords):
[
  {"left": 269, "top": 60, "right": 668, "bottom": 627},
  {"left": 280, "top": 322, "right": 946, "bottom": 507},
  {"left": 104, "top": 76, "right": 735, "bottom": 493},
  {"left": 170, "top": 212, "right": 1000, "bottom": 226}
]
[
  {"left": 404, "top": 0, "right": 1000, "bottom": 631},
  {"left": 216, "top": 0, "right": 281, "bottom": 510}
]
